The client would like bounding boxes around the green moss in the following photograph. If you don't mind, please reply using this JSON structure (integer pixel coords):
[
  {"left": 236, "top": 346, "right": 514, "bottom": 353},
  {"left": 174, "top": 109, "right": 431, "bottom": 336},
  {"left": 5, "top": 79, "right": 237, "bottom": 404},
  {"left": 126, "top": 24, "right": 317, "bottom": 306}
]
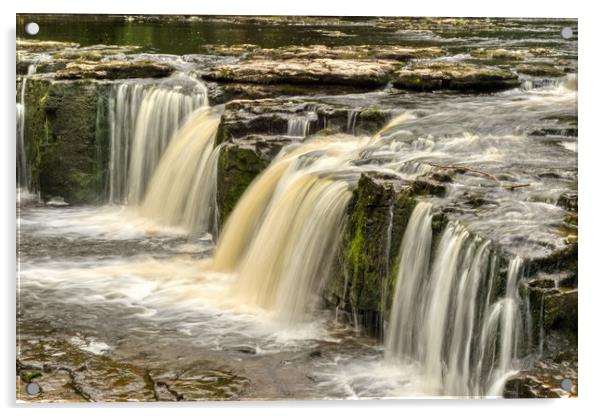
[
  {"left": 20, "top": 371, "right": 42, "bottom": 383},
  {"left": 332, "top": 174, "right": 416, "bottom": 320},
  {"left": 216, "top": 144, "right": 268, "bottom": 227},
  {"left": 23, "top": 78, "right": 107, "bottom": 203},
  {"left": 347, "top": 208, "right": 367, "bottom": 296}
]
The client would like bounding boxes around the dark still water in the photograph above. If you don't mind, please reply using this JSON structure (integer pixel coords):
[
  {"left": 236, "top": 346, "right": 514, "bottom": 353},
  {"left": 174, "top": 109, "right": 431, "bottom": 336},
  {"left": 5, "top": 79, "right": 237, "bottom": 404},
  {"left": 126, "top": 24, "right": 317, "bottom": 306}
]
[{"left": 17, "top": 14, "right": 577, "bottom": 55}]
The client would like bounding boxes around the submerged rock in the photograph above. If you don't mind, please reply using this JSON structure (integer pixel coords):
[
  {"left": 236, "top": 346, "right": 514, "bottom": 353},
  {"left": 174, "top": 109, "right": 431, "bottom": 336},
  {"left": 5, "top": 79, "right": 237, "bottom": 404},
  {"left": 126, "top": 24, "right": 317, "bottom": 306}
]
[
  {"left": 55, "top": 60, "right": 174, "bottom": 80},
  {"left": 392, "top": 62, "right": 520, "bottom": 92},
  {"left": 205, "top": 59, "right": 398, "bottom": 87}
]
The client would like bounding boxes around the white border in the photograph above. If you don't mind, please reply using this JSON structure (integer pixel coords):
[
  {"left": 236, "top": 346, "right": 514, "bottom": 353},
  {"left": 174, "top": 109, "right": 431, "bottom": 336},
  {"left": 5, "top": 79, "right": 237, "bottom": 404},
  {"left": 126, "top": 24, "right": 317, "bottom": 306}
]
[{"left": 2, "top": 1, "right": 599, "bottom": 415}]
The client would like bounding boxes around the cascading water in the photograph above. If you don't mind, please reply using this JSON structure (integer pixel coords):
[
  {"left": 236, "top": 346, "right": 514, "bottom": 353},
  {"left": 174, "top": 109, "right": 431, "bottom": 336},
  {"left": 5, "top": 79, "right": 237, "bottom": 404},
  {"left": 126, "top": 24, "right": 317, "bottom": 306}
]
[
  {"left": 385, "top": 207, "right": 525, "bottom": 397},
  {"left": 385, "top": 202, "right": 433, "bottom": 359},
  {"left": 211, "top": 136, "right": 370, "bottom": 323},
  {"left": 286, "top": 116, "right": 311, "bottom": 138},
  {"left": 483, "top": 256, "right": 524, "bottom": 396},
  {"left": 107, "top": 83, "right": 145, "bottom": 203},
  {"left": 16, "top": 103, "right": 26, "bottom": 187},
  {"left": 17, "top": 64, "right": 37, "bottom": 190},
  {"left": 107, "top": 80, "right": 208, "bottom": 204},
  {"left": 346, "top": 109, "right": 359, "bottom": 134},
  {"left": 139, "top": 107, "right": 222, "bottom": 235}
]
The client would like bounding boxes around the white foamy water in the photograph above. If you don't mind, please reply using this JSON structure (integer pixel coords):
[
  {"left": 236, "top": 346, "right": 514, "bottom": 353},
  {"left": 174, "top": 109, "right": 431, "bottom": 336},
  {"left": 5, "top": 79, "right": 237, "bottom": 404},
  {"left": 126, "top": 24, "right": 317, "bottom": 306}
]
[
  {"left": 19, "top": 206, "right": 189, "bottom": 240},
  {"left": 18, "top": 206, "right": 337, "bottom": 355}
]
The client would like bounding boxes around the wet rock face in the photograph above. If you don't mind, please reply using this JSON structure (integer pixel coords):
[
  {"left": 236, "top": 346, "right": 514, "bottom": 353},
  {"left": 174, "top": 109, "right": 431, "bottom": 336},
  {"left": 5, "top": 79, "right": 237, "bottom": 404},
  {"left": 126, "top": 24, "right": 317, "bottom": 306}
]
[
  {"left": 524, "top": 272, "right": 578, "bottom": 335},
  {"left": 392, "top": 62, "right": 520, "bottom": 92},
  {"left": 325, "top": 173, "right": 416, "bottom": 335},
  {"left": 213, "top": 99, "right": 392, "bottom": 228},
  {"left": 503, "top": 371, "right": 577, "bottom": 398},
  {"left": 216, "top": 139, "right": 274, "bottom": 226},
  {"left": 205, "top": 59, "right": 398, "bottom": 87},
  {"left": 503, "top": 328, "right": 578, "bottom": 398},
  {"left": 55, "top": 60, "right": 174, "bottom": 80},
  {"left": 24, "top": 78, "right": 109, "bottom": 204}
]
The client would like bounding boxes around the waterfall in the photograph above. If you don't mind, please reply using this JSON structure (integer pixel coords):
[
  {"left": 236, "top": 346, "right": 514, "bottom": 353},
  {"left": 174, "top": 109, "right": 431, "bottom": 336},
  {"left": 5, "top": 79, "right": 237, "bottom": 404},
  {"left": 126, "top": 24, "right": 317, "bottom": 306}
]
[
  {"left": 346, "top": 109, "right": 359, "bottom": 134},
  {"left": 385, "top": 202, "right": 433, "bottom": 360},
  {"left": 211, "top": 136, "right": 368, "bottom": 323},
  {"left": 17, "top": 64, "right": 37, "bottom": 190},
  {"left": 286, "top": 116, "right": 310, "bottom": 138},
  {"left": 107, "top": 81, "right": 207, "bottom": 204},
  {"left": 483, "top": 256, "right": 524, "bottom": 396},
  {"left": 385, "top": 211, "right": 524, "bottom": 397},
  {"left": 234, "top": 177, "right": 350, "bottom": 322},
  {"left": 139, "top": 107, "right": 222, "bottom": 235},
  {"left": 16, "top": 103, "right": 26, "bottom": 187},
  {"left": 107, "top": 83, "right": 145, "bottom": 203}
]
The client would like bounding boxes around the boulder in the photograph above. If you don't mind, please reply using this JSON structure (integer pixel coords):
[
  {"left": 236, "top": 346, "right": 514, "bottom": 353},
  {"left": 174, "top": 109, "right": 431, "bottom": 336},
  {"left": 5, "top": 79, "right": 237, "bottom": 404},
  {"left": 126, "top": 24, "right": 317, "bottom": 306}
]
[{"left": 392, "top": 62, "right": 520, "bottom": 92}]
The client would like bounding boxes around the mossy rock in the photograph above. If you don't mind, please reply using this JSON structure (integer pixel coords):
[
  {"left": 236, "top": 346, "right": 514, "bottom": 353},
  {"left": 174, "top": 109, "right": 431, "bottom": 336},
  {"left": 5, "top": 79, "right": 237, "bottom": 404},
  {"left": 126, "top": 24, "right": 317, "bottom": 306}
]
[
  {"left": 326, "top": 173, "right": 416, "bottom": 335},
  {"left": 23, "top": 78, "right": 110, "bottom": 204},
  {"left": 356, "top": 108, "right": 389, "bottom": 135},
  {"left": 216, "top": 142, "right": 270, "bottom": 227}
]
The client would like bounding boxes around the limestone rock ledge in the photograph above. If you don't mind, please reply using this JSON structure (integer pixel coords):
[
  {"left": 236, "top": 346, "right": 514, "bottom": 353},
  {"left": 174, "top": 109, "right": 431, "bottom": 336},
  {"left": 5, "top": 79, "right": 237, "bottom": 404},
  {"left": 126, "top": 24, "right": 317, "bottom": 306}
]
[
  {"left": 205, "top": 59, "right": 399, "bottom": 87},
  {"left": 55, "top": 60, "right": 174, "bottom": 80},
  {"left": 392, "top": 62, "right": 520, "bottom": 92}
]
